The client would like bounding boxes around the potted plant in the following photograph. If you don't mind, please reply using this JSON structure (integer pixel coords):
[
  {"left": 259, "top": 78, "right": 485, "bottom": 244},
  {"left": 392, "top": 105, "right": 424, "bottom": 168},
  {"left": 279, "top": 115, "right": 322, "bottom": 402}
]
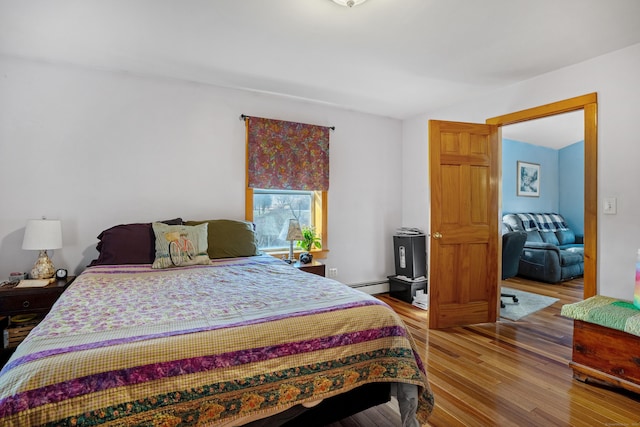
[{"left": 297, "top": 226, "right": 321, "bottom": 263}]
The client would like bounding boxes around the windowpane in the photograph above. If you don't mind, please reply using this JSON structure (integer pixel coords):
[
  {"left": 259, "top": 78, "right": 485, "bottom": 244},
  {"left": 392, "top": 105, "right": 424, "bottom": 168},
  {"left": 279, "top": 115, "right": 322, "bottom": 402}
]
[{"left": 253, "top": 189, "right": 315, "bottom": 250}]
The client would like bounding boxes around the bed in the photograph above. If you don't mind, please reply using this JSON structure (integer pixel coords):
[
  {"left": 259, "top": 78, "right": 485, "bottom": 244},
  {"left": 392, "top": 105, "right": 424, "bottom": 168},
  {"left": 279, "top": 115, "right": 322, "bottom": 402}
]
[{"left": 0, "top": 220, "right": 434, "bottom": 426}]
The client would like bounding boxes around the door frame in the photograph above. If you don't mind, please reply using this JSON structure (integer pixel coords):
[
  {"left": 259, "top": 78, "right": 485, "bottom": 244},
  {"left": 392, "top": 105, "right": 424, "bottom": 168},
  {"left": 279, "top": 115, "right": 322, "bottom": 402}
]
[{"left": 486, "top": 93, "right": 597, "bottom": 298}]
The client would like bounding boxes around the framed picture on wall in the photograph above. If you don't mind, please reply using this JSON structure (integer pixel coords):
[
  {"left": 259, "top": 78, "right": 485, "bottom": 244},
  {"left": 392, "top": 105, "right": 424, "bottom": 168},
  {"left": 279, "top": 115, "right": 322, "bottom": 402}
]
[{"left": 517, "top": 161, "right": 540, "bottom": 197}]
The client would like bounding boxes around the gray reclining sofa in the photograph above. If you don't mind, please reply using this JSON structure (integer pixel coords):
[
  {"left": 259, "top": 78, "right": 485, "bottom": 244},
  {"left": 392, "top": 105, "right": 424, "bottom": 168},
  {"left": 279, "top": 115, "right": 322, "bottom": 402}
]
[{"left": 502, "top": 213, "right": 584, "bottom": 283}]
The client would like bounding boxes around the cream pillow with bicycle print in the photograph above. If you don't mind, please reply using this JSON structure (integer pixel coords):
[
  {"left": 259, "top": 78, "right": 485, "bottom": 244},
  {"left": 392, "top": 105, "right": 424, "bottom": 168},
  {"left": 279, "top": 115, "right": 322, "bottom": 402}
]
[{"left": 151, "top": 222, "right": 211, "bottom": 269}]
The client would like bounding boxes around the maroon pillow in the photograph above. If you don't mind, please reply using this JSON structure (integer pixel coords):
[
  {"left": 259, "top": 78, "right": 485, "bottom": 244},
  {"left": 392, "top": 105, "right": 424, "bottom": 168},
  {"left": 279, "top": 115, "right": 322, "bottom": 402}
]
[{"left": 89, "top": 218, "right": 183, "bottom": 266}]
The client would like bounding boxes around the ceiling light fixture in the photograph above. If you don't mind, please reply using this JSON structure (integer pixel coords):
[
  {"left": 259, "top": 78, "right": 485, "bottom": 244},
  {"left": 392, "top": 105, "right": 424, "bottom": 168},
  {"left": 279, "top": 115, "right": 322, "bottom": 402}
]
[{"left": 332, "top": 0, "right": 368, "bottom": 7}]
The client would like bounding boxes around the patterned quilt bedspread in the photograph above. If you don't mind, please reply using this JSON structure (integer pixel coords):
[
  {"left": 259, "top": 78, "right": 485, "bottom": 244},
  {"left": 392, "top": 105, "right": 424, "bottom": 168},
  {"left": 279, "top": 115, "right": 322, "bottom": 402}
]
[{"left": 0, "top": 255, "right": 433, "bottom": 426}]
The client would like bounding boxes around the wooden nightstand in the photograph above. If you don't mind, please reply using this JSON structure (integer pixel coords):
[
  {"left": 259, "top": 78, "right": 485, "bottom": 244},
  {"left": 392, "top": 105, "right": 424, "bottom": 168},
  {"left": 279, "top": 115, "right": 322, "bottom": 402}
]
[
  {"left": 0, "top": 276, "right": 75, "bottom": 316},
  {"left": 0, "top": 276, "right": 75, "bottom": 361},
  {"left": 293, "top": 260, "right": 325, "bottom": 277}
]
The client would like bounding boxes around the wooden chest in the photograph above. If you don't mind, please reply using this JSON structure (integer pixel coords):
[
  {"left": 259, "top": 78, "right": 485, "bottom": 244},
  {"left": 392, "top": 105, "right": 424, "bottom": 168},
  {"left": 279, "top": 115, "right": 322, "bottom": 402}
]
[{"left": 570, "top": 319, "right": 640, "bottom": 394}]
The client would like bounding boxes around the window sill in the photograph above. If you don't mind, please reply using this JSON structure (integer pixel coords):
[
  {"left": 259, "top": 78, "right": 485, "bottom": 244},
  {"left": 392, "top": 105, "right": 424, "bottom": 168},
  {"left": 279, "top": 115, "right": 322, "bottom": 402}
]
[{"left": 263, "top": 249, "right": 328, "bottom": 260}]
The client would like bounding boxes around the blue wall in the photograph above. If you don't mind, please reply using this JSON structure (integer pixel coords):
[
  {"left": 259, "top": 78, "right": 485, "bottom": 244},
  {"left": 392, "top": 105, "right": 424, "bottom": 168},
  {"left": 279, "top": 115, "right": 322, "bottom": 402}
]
[
  {"left": 502, "top": 139, "right": 584, "bottom": 235},
  {"left": 559, "top": 141, "right": 585, "bottom": 234},
  {"left": 502, "top": 139, "right": 559, "bottom": 213}
]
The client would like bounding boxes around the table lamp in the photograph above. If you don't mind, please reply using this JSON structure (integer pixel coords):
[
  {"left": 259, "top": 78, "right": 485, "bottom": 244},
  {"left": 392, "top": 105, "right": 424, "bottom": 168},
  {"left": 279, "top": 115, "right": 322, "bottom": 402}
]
[
  {"left": 285, "top": 219, "right": 303, "bottom": 264},
  {"left": 22, "top": 219, "right": 62, "bottom": 279}
]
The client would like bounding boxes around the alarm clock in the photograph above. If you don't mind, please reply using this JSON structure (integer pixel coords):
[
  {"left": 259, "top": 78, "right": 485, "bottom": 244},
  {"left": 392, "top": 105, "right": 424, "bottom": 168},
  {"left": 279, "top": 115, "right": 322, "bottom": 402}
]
[
  {"left": 299, "top": 253, "right": 313, "bottom": 264},
  {"left": 55, "top": 268, "right": 68, "bottom": 280}
]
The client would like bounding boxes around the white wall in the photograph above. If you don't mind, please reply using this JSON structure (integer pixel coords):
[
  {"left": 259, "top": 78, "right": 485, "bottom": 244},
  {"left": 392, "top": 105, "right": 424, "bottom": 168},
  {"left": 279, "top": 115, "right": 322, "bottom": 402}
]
[
  {"left": 403, "top": 42, "right": 640, "bottom": 300},
  {"left": 401, "top": 117, "right": 430, "bottom": 233},
  {"left": 0, "top": 55, "right": 403, "bottom": 286}
]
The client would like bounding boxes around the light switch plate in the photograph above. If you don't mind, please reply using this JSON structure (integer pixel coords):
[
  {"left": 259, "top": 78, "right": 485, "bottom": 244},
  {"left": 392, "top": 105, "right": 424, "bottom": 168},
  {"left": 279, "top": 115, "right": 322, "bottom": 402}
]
[{"left": 603, "top": 197, "right": 617, "bottom": 214}]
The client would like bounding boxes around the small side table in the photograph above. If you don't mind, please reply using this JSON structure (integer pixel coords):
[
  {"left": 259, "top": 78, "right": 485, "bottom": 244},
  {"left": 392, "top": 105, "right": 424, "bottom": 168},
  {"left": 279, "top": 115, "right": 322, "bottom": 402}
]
[
  {"left": 0, "top": 276, "right": 75, "bottom": 316},
  {"left": 294, "top": 260, "right": 325, "bottom": 277},
  {"left": 0, "top": 276, "right": 75, "bottom": 362},
  {"left": 388, "top": 275, "right": 427, "bottom": 303}
]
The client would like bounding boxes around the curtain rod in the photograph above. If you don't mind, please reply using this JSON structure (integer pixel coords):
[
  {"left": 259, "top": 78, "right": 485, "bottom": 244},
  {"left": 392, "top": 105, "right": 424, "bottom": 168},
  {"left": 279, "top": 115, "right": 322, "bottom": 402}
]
[{"left": 240, "top": 114, "right": 335, "bottom": 131}]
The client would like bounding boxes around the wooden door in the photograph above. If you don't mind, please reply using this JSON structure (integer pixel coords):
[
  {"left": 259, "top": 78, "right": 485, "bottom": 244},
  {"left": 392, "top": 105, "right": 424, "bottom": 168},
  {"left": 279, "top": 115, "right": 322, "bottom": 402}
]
[{"left": 428, "top": 120, "right": 499, "bottom": 329}]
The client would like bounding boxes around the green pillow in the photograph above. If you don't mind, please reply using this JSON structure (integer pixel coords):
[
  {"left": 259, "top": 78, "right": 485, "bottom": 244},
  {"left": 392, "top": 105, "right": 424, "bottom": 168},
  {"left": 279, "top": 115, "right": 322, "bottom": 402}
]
[
  {"left": 185, "top": 219, "right": 259, "bottom": 259},
  {"left": 151, "top": 222, "right": 211, "bottom": 269}
]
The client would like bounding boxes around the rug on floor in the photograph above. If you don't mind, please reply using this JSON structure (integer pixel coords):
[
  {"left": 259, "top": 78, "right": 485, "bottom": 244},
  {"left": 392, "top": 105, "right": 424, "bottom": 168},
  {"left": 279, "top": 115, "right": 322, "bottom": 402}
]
[{"left": 500, "top": 287, "right": 559, "bottom": 321}]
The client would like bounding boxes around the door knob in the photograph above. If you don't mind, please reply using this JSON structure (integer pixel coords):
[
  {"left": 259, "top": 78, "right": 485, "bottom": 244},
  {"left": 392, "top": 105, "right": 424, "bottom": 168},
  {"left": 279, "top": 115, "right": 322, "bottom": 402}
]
[{"left": 433, "top": 232, "right": 442, "bottom": 239}]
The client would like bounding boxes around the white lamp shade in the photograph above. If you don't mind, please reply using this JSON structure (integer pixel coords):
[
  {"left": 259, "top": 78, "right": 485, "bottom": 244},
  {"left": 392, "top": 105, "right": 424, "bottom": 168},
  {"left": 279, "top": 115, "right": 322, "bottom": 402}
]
[
  {"left": 22, "top": 219, "right": 63, "bottom": 250},
  {"left": 286, "top": 219, "right": 304, "bottom": 241}
]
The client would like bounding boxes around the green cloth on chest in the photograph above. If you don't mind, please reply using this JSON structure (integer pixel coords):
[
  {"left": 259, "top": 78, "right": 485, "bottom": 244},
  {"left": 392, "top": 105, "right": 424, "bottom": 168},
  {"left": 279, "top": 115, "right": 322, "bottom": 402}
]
[{"left": 561, "top": 295, "right": 640, "bottom": 337}]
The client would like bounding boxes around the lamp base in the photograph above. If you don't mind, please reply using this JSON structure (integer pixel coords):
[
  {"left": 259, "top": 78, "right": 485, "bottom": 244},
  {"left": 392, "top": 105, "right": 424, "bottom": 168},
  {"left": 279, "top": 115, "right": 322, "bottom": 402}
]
[
  {"left": 286, "top": 240, "right": 296, "bottom": 264},
  {"left": 30, "top": 250, "right": 55, "bottom": 279}
]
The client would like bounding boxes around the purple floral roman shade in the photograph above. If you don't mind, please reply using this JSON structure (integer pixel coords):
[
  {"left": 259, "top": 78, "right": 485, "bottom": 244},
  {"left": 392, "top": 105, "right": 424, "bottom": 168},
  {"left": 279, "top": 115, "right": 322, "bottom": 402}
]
[{"left": 247, "top": 116, "right": 330, "bottom": 191}]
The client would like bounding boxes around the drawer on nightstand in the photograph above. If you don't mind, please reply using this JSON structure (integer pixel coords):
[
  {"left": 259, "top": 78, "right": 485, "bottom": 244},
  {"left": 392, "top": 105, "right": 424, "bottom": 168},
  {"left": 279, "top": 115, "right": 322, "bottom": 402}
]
[{"left": 0, "top": 292, "right": 62, "bottom": 314}]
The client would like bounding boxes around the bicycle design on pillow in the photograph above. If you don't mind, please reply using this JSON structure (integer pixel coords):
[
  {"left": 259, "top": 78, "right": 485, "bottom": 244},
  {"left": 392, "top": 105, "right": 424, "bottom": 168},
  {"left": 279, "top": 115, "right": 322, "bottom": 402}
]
[{"left": 164, "top": 231, "right": 196, "bottom": 266}]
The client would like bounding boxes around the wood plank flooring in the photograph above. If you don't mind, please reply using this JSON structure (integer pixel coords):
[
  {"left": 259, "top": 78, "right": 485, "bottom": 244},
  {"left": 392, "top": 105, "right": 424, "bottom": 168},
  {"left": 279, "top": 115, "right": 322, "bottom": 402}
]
[{"left": 330, "top": 276, "right": 640, "bottom": 426}]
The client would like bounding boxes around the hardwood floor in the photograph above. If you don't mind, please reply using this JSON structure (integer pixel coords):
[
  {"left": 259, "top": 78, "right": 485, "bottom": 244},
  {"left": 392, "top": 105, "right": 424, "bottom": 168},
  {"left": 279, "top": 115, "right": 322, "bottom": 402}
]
[{"left": 332, "top": 277, "right": 640, "bottom": 426}]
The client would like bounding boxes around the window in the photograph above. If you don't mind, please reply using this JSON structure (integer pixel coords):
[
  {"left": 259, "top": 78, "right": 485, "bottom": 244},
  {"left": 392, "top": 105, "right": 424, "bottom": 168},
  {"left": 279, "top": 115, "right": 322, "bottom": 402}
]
[
  {"left": 243, "top": 115, "right": 330, "bottom": 258},
  {"left": 248, "top": 188, "right": 326, "bottom": 253},
  {"left": 246, "top": 188, "right": 327, "bottom": 256}
]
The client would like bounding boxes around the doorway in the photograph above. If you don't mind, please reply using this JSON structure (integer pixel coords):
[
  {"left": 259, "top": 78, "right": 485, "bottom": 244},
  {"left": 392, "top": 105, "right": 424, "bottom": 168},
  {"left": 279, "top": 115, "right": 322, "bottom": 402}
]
[
  {"left": 487, "top": 93, "right": 597, "bottom": 299},
  {"left": 426, "top": 94, "right": 596, "bottom": 329},
  {"left": 500, "top": 112, "right": 584, "bottom": 305}
]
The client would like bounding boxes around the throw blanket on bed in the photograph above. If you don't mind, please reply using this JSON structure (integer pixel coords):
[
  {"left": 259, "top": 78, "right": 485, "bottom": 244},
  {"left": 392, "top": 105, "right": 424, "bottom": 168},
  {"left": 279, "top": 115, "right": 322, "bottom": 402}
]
[
  {"left": 0, "top": 255, "right": 433, "bottom": 426},
  {"left": 561, "top": 295, "right": 640, "bottom": 337},
  {"left": 516, "top": 213, "right": 569, "bottom": 232}
]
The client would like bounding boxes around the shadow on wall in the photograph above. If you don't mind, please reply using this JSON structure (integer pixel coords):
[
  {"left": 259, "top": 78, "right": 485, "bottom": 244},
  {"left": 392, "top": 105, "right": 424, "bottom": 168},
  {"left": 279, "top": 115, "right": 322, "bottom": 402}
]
[
  {"left": 0, "top": 228, "right": 25, "bottom": 278},
  {"left": 79, "top": 244, "right": 99, "bottom": 275}
]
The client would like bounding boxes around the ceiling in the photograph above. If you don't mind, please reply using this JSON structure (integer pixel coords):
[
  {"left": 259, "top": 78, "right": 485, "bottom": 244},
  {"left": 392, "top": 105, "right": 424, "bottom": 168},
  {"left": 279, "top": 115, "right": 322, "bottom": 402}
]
[
  {"left": 502, "top": 110, "right": 584, "bottom": 149},
  {"left": 1, "top": 0, "right": 640, "bottom": 120}
]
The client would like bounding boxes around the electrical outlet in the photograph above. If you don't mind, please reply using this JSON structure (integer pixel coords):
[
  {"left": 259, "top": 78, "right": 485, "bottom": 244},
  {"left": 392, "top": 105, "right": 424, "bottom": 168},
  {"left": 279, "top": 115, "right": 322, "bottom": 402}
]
[{"left": 328, "top": 268, "right": 338, "bottom": 278}]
